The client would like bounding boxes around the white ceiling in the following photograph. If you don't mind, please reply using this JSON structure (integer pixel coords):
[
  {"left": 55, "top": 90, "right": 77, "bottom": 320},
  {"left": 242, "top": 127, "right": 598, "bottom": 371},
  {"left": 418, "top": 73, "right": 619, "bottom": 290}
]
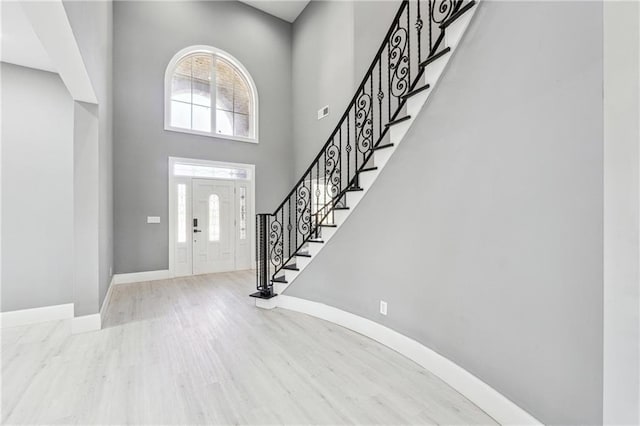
[
  {"left": 239, "top": 0, "right": 310, "bottom": 23},
  {"left": 0, "top": 2, "right": 56, "bottom": 73}
]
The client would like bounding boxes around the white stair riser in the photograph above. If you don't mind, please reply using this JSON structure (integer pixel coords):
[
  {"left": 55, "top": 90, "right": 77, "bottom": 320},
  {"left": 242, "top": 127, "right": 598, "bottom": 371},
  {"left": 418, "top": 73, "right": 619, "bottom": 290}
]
[
  {"left": 390, "top": 120, "right": 413, "bottom": 145},
  {"left": 284, "top": 269, "right": 300, "bottom": 282},
  {"left": 373, "top": 147, "right": 395, "bottom": 169},
  {"left": 407, "top": 89, "right": 431, "bottom": 119},
  {"left": 345, "top": 190, "right": 365, "bottom": 208},
  {"left": 296, "top": 256, "right": 312, "bottom": 269},
  {"left": 307, "top": 242, "right": 323, "bottom": 256},
  {"left": 359, "top": 169, "right": 380, "bottom": 189},
  {"left": 319, "top": 226, "right": 337, "bottom": 239},
  {"left": 274, "top": 282, "right": 289, "bottom": 294},
  {"left": 333, "top": 209, "right": 350, "bottom": 224}
]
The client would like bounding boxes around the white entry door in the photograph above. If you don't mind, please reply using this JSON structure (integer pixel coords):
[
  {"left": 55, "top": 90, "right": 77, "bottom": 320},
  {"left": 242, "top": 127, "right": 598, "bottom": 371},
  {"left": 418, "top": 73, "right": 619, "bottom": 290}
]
[{"left": 192, "top": 179, "right": 235, "bottom": 274}]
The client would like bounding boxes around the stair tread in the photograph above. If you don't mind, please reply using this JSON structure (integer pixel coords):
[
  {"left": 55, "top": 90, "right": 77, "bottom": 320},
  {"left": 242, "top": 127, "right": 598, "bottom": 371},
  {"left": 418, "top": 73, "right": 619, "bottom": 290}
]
[
  {"left": 358, "top": 166, "right": 378, "bottom": 173},
  {"left": 319, "top": 223, "right": 337, "bottom": 228},
  {"left": 308, "top": 238, "right": 324, "bottom": 243},
  {"left": 385, "top": 115, "right": 411, "bottom": 127},
  {"left": 374, "top": 143, "right": 394, "bottom": 151},
  {"left": 346, "top": 186, "right": 364, "bottom": 192},
  {"left": 420, "top": 47, "right": 451, "bottom": 68},
  {"left": 296, "top": 251, "right": 312, "bottom": 257},
  {"left": 271, "top": 275, "right": 288, "bottom": 283},
  {"left": 401, "top": 84, "right": 431, "bottom": 100},
  {"left": 283, "top": 264, "right": 299, "bottom": 271},
  {"left": 333, "top": 206, "right": 350, "bottom": 210}
]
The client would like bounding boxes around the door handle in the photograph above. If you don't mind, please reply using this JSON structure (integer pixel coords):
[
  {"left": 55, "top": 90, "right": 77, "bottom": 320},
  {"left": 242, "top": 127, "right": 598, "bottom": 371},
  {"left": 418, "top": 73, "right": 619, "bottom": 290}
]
[{"left": 194, "top": 229, "right": 202, "bottom": 233}]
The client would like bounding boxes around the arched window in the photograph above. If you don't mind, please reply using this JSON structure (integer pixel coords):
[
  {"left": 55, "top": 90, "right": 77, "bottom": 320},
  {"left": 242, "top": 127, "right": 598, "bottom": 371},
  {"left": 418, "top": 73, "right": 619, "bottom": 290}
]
[{"left": 165, "top": 46, "right": 258, "bottom": 143}]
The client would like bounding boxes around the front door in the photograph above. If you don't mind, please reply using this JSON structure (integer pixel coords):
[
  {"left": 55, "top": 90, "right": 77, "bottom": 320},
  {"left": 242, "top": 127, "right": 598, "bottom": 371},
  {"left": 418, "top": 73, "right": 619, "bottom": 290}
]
[{"left": 192, "top": 178, "right": 235, "bottom": 274}]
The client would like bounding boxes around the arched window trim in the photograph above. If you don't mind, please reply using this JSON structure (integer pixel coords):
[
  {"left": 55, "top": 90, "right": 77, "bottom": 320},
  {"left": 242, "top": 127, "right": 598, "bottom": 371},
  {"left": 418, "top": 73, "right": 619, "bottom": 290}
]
[{"left": 164, "top": 45, "right": 259, "bottom": 144}]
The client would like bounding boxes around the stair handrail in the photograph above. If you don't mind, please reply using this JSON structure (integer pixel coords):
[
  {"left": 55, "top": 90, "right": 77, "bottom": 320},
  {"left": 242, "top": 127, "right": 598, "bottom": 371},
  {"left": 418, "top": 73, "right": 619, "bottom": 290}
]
[{"left": 254, "top": 0, "right": 475, "bottom": 298}]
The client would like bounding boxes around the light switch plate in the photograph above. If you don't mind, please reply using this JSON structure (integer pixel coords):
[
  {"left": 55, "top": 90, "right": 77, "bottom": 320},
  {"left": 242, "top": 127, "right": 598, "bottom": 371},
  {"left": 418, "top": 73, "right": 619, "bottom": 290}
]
[{"left": 147, "top": 216, "right": 161, "bottom": 224}]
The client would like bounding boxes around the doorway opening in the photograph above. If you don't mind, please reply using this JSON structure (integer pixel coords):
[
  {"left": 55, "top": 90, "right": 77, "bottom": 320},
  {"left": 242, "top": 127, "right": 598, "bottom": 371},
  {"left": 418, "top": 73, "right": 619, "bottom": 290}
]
[{"left": 168, "top": 157, "right": 255, "bottom": 277}]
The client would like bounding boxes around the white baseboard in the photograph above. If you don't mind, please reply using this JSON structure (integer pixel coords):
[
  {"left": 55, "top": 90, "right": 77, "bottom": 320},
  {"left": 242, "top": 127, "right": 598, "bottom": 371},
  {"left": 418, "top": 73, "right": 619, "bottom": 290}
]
[
  {"left": 100, "top": 275, "right": 115, "bottom": 318},
  {"left": 1, "top": 303, "right": 75, "bottom": 328},
  {"left": 71, "top": 313, "right": 101, "bottom": 334},
  {"left": 277, "top": 295, "right": 541, "bottom": 426},
  {"left": 112, "top": 269, "right": 170, "bottom": 285}
]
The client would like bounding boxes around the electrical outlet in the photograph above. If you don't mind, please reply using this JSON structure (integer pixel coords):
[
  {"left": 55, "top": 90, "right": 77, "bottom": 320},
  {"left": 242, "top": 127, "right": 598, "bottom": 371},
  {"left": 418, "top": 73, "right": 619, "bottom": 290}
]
[{"left": 380, "top": 300, "right": 388, "bottom": 316}]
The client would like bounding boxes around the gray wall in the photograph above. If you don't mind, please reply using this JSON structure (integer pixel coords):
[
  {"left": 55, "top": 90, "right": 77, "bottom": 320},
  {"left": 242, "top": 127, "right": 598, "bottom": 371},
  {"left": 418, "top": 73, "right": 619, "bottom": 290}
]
[
  {"left": 292, "top": 0, "right": 354, "bottom": 176},
  {"left": 73, "top": 101, "right": 101, "bottom": 316},
  {"left": 64, "top": 0, "right": 114, "bottom": 309},
  {"left": 287, "top": 2, "right": 604, "bottom": 424},
  {"left": 291, "top": 0, "right": 400, "bottom": 177},
  {"left": 603, "top": 1, "right": 640, "bottom": 422},
  {"left": 1, "top": 63, "right": 74, "bottom": 311},
  {"left": 113, "top": 1, "right": 293, "bottom": 274}
]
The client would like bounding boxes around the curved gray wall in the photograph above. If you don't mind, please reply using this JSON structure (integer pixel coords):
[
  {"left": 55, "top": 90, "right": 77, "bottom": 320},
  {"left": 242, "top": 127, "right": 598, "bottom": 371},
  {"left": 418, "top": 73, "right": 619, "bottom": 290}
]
[
  {"left": 113, "top": 1, "right": 293, "bottom": 274},
  {"left": 286, "top": 2, "right": 604, "bottom": 424}
]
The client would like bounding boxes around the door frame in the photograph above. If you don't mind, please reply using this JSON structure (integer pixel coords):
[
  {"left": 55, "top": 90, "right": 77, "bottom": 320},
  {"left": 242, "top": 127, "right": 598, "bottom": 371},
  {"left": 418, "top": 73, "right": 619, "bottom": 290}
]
[{"left": 168, "top": 156, "right": 256, "bottom": 278}]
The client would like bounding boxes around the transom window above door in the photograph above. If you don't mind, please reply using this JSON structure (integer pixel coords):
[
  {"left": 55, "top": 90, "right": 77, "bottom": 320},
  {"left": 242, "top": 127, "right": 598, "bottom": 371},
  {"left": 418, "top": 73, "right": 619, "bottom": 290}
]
[{"left": 164, "top": 46, "right": 259, "bottom": 143}]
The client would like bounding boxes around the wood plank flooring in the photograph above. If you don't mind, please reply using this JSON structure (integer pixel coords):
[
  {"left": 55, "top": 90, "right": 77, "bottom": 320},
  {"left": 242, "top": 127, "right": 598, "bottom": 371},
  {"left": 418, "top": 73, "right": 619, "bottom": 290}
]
[{"left": 2, "top": 271, "right": 497, "bottom": 425}]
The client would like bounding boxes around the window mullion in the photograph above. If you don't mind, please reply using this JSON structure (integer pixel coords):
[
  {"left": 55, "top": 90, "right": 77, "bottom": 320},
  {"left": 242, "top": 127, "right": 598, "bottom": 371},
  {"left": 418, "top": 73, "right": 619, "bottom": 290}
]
[
  {"left": 211, "top": 53, "right": 216, "bottom": 136},
  {"left": 190, "top": 56, "right": 194, "bottom": 130}
]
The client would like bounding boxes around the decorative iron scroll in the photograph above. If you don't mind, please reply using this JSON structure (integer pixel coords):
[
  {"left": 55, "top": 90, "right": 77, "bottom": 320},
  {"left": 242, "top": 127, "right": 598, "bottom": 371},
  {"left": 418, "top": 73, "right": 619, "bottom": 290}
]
[{"left": 389, "top": 26, "right": 409, "bottom": 98}]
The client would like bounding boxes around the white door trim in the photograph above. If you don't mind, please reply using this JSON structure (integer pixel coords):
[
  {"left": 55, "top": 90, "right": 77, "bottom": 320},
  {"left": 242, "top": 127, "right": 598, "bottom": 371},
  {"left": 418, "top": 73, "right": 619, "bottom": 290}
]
[{"left": 168, "top": 157, "right": 256, "bottom": 278}]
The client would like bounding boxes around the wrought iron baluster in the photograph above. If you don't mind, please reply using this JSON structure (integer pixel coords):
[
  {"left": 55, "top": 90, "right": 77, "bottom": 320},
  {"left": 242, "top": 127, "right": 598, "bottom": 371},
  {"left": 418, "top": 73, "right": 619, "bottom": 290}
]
[
  {"left": 407, "top": 4, "right": 411, "bottom": 85},
  {"left": 370, "top": 75, "right": 375, "bottom": 153},
  {"left": 417, "top": 0, "right": 422, "bottom": 64},
  {"left": 387, "top": 42, "right": 391, "bottom": 121},
  {"left": 315, "top": 160, "right": 320, "bottom": 238},
  {"left": 378, "top": 59, "right": 383, "bottom": 144},
  {"left": 428, "top": 0, "right": 433, "bottom": 53},
  {"left": 346, "top": 109, "right": 351, "bottom": 184},
  {"left": 287, "top": 197, "right": 291, "bottom": 260}
]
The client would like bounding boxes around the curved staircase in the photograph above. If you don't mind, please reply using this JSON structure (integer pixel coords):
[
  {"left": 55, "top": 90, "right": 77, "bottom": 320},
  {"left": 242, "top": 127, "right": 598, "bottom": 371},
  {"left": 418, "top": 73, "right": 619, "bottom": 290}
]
[{"left": 252, "top": 0, "right": 479, "bottom": 308}]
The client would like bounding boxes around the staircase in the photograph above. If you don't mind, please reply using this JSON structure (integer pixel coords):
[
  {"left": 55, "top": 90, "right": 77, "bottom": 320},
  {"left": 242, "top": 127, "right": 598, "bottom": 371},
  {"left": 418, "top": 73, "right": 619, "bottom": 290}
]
[{"left": 251, "top": 0, "right": 479, "bottom": 308}]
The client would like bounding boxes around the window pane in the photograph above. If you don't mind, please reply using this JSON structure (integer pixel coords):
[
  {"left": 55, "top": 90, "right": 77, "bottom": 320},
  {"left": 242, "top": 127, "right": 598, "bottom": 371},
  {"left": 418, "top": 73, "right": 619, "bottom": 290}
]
[
  {"left": 239, "top": 186, "right": 247, "bottom": 240},
  {"left": 216, "top": 84, "right": 233, "bottom": 111},
  {"left": 171, "top": 101, "right": 191, "bottom": 129},
  {"left": 193, "top": 105, "right": 211, "bottom": 132},
  {"left": 234, "top": 113, "right": 249, "bottom": 138},
  {"left": 192, "top": 55, "right": 212, "bottom": 81},
  {"left": 234, "top": 76, "right": 250, "bottom": 114},
  {"left": 177, "top": 184, "right": 186, "bottom": 243},
  {"left": 209, "top": 194, "right": 220, "bottom": 242},
  {"left": 216, "top": 109, "right": 233, "bottom": 136},
  {"left": 216, "top": 58, "right": 235, "bottom": 88},
  {"left": 192, "top": 79, "right": 210, "bottom": 107},
  {"left": 171, "top": 74, "right": 191, "bottom": 103},
  {"left": 175, "top": 56, "right": 192, "bottom": 77},
  {"left": 174, "top": 164, "right": 249, "bottom": 180}
]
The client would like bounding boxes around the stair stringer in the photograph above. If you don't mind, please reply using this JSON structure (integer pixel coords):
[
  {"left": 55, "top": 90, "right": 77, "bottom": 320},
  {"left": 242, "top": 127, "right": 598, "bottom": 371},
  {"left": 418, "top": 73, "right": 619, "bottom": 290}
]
[{"left": 255, "top": 2, "right": 480, "bottom": 309}]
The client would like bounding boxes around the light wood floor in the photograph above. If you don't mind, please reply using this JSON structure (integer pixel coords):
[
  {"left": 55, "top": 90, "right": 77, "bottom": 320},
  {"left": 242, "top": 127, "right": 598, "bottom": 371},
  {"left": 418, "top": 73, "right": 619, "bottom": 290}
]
[{"left": 2, "top": 271, "right": 497, "bottom": 425}]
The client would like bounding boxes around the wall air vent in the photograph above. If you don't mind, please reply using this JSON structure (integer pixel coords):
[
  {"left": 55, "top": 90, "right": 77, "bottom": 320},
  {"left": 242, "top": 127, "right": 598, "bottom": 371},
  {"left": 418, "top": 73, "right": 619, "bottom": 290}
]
[{"left": 317, "top": 105, "right": 329, "bottom": 120}]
